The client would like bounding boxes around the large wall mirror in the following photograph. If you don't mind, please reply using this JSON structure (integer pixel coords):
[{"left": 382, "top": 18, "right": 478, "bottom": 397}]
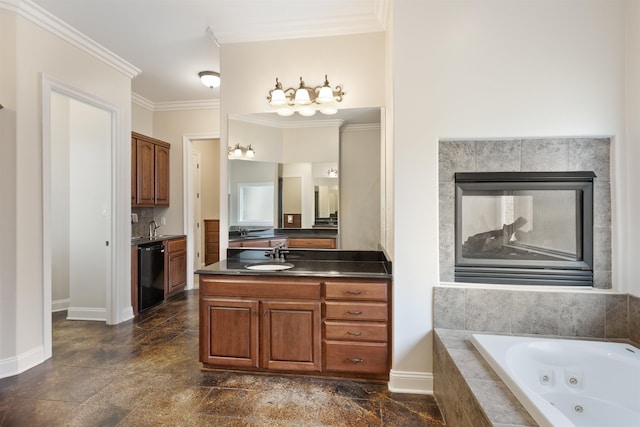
[{"left": 228, "top": 107, "right": 382, "bottom": 250}]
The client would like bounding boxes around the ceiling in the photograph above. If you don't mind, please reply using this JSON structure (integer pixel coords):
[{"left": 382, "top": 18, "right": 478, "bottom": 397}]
[{"left": 31, "top": 0, "right": 387, "bottom": 106}]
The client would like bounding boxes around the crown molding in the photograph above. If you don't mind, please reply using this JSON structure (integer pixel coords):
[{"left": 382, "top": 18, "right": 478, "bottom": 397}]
[
  {"left": 131, "top": 92, "right": 220, "bottom": 112},
  {"left": 374, "top": 0, "right": 390, "bottom": 30},
  {"left": 1, "top": 0, "right": 140, "bottom": 79},
  {"left": 216, "top": 13, "right": 384, "bottom": 44},
  {"left": 342, "top": 123, "right": 381, "bottom": 132},
  {"left": 131, "top": 92, "right": 154, "bottom": 111},
  {"left": 229, "top": 113, "right": 344, "bottom": 129}
]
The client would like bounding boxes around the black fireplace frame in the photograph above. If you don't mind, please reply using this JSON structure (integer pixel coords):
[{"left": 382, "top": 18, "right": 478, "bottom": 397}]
[{"left": 454, "top": 171, "right": 596, "bottom": 286}]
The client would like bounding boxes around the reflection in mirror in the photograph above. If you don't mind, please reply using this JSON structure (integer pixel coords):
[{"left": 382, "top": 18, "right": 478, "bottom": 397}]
[{"left": 228, "top": 108, "right": 382, "bottom": 249}]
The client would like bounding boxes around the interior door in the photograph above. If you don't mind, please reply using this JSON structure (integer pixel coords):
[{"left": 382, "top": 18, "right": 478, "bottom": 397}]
[{"left": 192, "top": 150, "right": 202, "bottom": 269}]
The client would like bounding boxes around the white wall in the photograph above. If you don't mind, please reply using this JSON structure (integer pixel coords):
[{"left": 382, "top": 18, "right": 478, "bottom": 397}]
[
  {"left": 0, "top": 4, "right": 134, "bottom": 377},
  {"left": 392, "top": 0, "right": 629, "bottom": 391},
  {"left": 626, "top": 0, "right": 640, "bottom": 298},
  {"left": 132, "top": 102, "right": 153, "bottom": 135},
  {"left": 51, "top": 92, "right": 71, "bottom": 310}
]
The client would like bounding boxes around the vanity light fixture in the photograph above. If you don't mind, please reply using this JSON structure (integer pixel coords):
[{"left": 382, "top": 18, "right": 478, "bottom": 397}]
[
  {"left": 327, "top": 168, "right": 338, "bottom": 177},
  {"left": 228, "top": 143, "right": 255, "bottom": 158},
  {"left": 268, "top": 75, "right": 344, "bottom": 117},
  {"left": 199, "top": 71, "right": 220, "bottom": 89}
]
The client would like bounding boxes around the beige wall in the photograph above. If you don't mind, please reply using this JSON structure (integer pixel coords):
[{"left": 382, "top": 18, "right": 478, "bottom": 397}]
[
  {"left": 151, "top": 108, "right": 221, "bottom": 234},
  {"left": 1, "top": 6, "right": 133, "bottom": 375},
  {"left": 340, "top": 126, "right": 381, "bottom": 250},
  {"left": 192, "top": 139, "right": 220, "bottom": 220}
]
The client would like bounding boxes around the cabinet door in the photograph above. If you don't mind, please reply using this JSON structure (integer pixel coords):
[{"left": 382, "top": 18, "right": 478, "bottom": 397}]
[
  {"left": 167, "top": 250, "right": 186, "bottom": 295},
  {"left": 200, "top": 298, "right": 259, "bottom": 368},
  {"left": 261, "top": 301, "right": 321, "bottom": 372},
  {"left": 154, "top": 144, "right": 170, "bottom": 205},
  {"left": 131, "top": 137, "right": 137, "bottom": 205},
  {"left": 136, "top": 139, "right": 155, "bottom": 205},
  {"left": 165, "top": 238, "right": 186, "bottom": 296}
]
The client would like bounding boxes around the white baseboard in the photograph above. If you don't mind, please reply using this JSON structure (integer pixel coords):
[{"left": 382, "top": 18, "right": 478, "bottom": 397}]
[
  {"left": 67, "top": 307, "right": 106, "bottom": 321},
  {"left": 388, "top": 369, "right": 434, "bottom": 394},
  {"left": 0, "top": 345, "right": 46, "bottom": 379},
  {"left": 120, "top": 305, "right": 134, "bottom": 323},
  {"left": 51, "top": 298, "right": 70, "bottom": 312}
]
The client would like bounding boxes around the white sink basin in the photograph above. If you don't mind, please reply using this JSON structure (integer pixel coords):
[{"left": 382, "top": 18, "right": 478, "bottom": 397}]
[{"left": 244, "top": 262, "right": 294, "bottom": 271}]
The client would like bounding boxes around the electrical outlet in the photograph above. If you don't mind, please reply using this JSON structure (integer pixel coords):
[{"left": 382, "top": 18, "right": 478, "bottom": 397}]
[{"left": 160, "top": 217, "right": 166, "bottom": 226}]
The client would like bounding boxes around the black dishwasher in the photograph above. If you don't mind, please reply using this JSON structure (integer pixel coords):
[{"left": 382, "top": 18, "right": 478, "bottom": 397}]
[{"left": 138, "top": 242, "right": 165, "bottom": 312}]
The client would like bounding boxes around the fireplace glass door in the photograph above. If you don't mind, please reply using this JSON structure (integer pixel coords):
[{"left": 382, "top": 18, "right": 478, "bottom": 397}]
[{"left": 454, "top": 172, "right": 595, "bottom": 286}]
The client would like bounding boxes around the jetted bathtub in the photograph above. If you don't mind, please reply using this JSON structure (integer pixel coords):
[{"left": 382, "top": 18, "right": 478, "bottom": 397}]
[{"left": 471, "top": 334, "right": 640, "bottom": 427}]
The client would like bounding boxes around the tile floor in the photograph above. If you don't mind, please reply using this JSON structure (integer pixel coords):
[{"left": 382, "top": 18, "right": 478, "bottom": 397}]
[{"left": 0, "top": 290, "right": 445, "bottom": 426}]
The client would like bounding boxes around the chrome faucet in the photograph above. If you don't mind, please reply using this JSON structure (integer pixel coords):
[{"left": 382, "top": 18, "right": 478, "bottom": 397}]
[
  {"left": 268, "top": 242, "right": 288, "bottom": 261},
  {"left": 149, "top": 220, "right": 159, "bottom": 238}
]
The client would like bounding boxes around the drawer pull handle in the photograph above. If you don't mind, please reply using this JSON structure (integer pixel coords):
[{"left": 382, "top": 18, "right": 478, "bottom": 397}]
[
  {"left": 347, "top": 311, "right": 363, "bottom": 316},
  {"left": 346, "top": 290, "right": 362, "bottom": 295},
  {"left": 347, "top": 358, "right": 364, "bottom": 363},
  {"left": 347, "top": 331, "right": 362, "bottom": 336}
]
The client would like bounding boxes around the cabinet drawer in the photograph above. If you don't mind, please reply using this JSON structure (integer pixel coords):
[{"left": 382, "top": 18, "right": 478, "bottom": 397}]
[
  {"left": 324, "top": 341, "right": 388, "bottom": 374},
  {"left": 201, "top": 276, "right": 321, "bottom": 300},
  {"left": 288, "top": 237, "right": 336, "bottom": 249},
  {"left": 324, "top": 302, "right": 388, "bottom": 321},
  {"left": 324, "top": 321, "right": 387, "bottom": 342},
  {"left": 324, "top": 281, "right": 388, "bottom": 301},
  {"left": 166, "top": 237, "right": 186, "bottom": 252}
]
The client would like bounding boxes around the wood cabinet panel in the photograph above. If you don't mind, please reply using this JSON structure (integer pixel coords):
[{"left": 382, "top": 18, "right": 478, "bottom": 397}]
[
  {"left": 200, "top": 298, "right": 259, "bottom": 368},
  {"left": 324, "top": 321, "right": 388, "bottom": 342},
  {"left": 324, "top": 281, "right": 388, "bottom": 301},
  {"left": 200, "top": 276, "right": 321, "bottom": 300},
  {"left": 165, "top": 237, "right": 186, "bottom": 297},
  {"left": 136, "top": 139, "right": 156, "bottom": 205},
  {"left": 154, "top": 144, "right": 170, "bottom": 205},
  {"left": 324, "top": 302, "right": 388, "bottom": 321},
  {"left": 131, "top": 137, "right": 137, "bottom": 205},
  {"left": 324, "top": 341, "right": 388, "bottom": 374},
  {"left": 132, "top": 132, "right": 170, "bottom": 207},
  {"left": 204, "top": 219, "right": 220, "bottom": 265},
  {"left": 261, "top": 301, "right": 321, "bottom": 372},
  {"left": 288, "top": 237, "right": 336, "bottom": 249}
]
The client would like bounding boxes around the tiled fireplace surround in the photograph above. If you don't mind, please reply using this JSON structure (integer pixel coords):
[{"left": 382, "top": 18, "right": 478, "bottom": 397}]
[{"left": 433, "top": 138, "right": 640, "bottom": 426}]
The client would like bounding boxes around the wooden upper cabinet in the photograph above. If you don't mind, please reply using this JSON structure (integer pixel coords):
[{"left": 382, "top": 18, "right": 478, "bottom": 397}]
[
  {"left": 154, "top": 144, "right": 170, "bottom": 206},
  {"left": 132, "top": 132, "right": 170, "bottom": 207},
  {"left": 131, "top": 137, "right": 137, "bottom": 205}
]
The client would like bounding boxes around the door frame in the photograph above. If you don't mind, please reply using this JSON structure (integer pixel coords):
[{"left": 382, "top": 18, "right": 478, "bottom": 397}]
[
  {"left": 182, "top": 133, "right": 219, "bottom": 290},
  {"left": 42, "top": 74, "right": 122, "bottom": 357}
]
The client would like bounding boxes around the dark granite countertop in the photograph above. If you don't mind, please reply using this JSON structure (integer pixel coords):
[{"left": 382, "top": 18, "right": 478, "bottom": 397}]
[
  {"left": 197, "top": 248, "right": 392, "bottom": 279},
  {"left": 131, "top": 234, "right": 186, "bottom": 246}
]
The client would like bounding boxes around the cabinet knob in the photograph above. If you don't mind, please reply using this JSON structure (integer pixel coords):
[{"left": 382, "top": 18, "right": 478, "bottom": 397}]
[
  {"left": 347, "top": 311, "right": 363, "bottom": 316},
  {"left": 346, "top": 290, "right": 362, "bottom": 295},
  {"left": 347, "top": 358, "right": 364, "bottom": 363},
  {"left": 347, "top": 331, "right": 362, "bottom": 336}
]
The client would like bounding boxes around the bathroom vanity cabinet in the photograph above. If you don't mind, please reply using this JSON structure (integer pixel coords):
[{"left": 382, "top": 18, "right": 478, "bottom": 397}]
[{"left": 199, "top": 274, "right": 391, "bottom": 380}]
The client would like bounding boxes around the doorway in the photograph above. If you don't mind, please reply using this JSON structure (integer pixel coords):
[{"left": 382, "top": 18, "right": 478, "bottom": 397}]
[
  {"left": 42, "top": 76, "right": 119, "bottom": 359},
  {"left": 183, "top": 134, "right": 220, "bottom": 289}
]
